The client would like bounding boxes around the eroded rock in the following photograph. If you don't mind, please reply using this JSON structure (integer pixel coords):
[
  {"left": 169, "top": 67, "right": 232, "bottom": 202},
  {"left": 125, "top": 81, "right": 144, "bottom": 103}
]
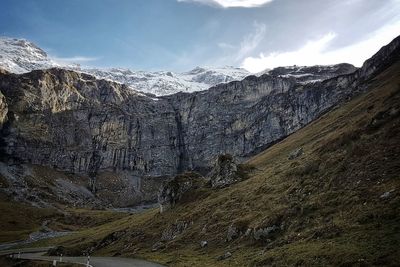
[
  {"left": 226, "top": 224, "right": 239, "bottom": 241},
  {"left": 210, "top": 154, "right": 241, "bottom": 188},
  {"left": 0, "top": 91, "right": 7, "bottom": 128}
]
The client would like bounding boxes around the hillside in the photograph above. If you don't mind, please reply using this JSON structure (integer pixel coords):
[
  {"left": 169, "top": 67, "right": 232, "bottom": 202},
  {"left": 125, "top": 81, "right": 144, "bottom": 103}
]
[{"left": 32, "top": 41, "right": 400, "bottom": 266}]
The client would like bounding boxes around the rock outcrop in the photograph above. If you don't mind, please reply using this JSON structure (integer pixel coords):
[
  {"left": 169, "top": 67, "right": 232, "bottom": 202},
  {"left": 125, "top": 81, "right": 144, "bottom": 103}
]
[
  {"left": 0, "top": 90, "right": 7, "bottom": 128},
  {"left": 0, "top": 35, "right": 399, "bottom": 205},
  {"left": 209, "top": 154, "right": 241, "bottom": 188}
]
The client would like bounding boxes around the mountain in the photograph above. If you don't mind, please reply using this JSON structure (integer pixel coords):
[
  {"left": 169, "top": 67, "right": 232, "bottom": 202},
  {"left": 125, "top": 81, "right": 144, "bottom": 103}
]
[
  {"left": 0, "top": 35, "right": 398, "bottom": 207},
  {"left": 0, "top": 37, "right": 250, "bottom": 96},
  {"left": 29, "top": 35, "right": 400, "bottom": 266},
  {"left": 264, "top": 63, "right": 357, "bottom": 83},
  {"left": 83, "top": 66, "right": 250, "bottom": 96},
  {"left": 0, "top": 37, "right": 357, "bottom": 96},
  {"left": 0, "top": 37, "right": 62, "bottom": 73}
]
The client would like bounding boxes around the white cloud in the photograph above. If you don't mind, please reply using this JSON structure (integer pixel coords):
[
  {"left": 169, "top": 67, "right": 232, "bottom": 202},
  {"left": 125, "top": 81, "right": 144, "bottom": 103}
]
[
  {"left": 211, "top": 22, "right": 266, "bottom": 66},
  {"left": 242, "top": 19, "right": 400, "bottom": 73},
  {"left": 235, "top": 22, "right": 266, "bottom": 61},
  {"left": 177, "top": 0, "right": 273, "bottom": 8}
]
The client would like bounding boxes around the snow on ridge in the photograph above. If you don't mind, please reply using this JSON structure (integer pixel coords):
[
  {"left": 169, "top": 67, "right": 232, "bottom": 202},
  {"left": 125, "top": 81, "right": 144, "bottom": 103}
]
[
  {"left": 0, "top": 37, "right": 356, "bottom": 96},
  {"left": 0, "top": 37, "right": 250, "bottom": 96}
]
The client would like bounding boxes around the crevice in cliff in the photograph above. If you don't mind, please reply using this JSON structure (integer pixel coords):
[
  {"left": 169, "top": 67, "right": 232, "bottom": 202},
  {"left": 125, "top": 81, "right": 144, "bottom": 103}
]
[
  {"left": 168, "top": 100, "right": 189, "bottom": 174},
  {"left": 0, "top": 111, "right": 12, "bottom": 161}
]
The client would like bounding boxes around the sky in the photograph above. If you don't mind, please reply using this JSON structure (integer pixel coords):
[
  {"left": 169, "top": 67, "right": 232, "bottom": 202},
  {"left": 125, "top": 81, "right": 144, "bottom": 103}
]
[{"left": 1, "top": 0, "right": 399, "bottom": 72}]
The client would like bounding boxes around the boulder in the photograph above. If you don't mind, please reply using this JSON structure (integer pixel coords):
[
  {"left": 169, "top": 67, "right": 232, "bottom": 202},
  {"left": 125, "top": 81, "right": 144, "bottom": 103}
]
[
  {"left": 288, "top": 147, "right": 303, "bottom": 160},
  {"left": 200, "top": 240, "right": 208, "bottom": 248},
  {"left": 226, "top": 224, "right": 239, "bottom": 241}
]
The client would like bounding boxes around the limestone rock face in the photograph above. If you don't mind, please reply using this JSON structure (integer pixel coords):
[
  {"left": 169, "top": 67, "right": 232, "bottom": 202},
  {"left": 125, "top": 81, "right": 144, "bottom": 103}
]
[
  {"left": 209, "top": 154, "right": 240, "bottom": 188},
  {"left": 0, "top": 36, "right": 399, "bottom": 205}
]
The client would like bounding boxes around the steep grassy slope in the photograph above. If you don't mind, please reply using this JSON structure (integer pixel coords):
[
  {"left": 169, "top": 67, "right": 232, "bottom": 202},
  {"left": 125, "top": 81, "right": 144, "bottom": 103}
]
[{"left": 33, "top": 60, "right": 400, "bottom": 266}]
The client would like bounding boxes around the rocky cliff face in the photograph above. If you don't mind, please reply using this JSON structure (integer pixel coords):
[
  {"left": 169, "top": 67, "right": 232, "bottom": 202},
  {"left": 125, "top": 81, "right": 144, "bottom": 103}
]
[{"left": 0, "top": 35, "right": 399, "bottom": 206}]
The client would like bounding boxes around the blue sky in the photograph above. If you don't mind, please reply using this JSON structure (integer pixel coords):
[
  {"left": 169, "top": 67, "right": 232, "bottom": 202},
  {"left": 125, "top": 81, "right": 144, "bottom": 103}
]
[{"left": 1, "top": 0, "right": 399, "bottom": 72}]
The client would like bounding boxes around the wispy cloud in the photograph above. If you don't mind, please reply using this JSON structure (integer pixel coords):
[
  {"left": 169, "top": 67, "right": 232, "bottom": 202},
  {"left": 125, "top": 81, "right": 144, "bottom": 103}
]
[
  {"left": 235, "top": 22, "right": 266, "bottom": 61},
  {"left": 210, "top": 22, "right": 266, "bottom": 67},
  {"left": 51, "top": 56, "right": 99, "bottom": 64},
  {"left": 241, "top": 18, "right": 400, "bottom": 73},
  {"left": 177, "top": 0, "right": 273, "bottom": 8},
  {"left": 217, "top": 42, "right": 235, "bottom": 49}
]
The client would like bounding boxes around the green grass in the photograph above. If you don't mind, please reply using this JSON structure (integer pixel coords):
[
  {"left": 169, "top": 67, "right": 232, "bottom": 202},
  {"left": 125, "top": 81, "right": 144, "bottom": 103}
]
[{"left": 0, "top": 197, "right": 56, "bottom": 243}]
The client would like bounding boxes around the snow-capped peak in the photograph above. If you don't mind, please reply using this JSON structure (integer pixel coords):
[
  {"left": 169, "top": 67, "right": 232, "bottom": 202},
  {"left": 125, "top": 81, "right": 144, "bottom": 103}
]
[
  {"left": 259, "top": 64, "right": 357, "bottom": 83},
  {"left": 0, "top": 37, "right": 250, "bottom": 96},
  {"left": 0, "top": 37, "right": 60, "bottom": 73},
  {"left": 0, "top": 37, "right": 357, "bottom": 95}
]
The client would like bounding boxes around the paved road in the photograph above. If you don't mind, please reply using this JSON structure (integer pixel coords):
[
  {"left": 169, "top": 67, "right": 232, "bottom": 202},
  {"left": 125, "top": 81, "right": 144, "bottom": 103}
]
[{"left": 3, "top": 248, "right": 165, "bottom": 267}]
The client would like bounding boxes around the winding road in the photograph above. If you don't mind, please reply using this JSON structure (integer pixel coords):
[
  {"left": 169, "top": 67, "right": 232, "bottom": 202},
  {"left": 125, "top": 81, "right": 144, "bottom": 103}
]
[{"left": 1, "top": 248, "right": 165, "bottom": 267}]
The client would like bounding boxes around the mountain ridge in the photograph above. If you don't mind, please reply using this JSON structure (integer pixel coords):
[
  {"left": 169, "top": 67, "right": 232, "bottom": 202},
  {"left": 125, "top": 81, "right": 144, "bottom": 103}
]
[
  {"left": 0, "top": 35, "right": 398, "bottom": 206},
  {"left": 0, "top": 36, "right": 357, "bottom": 96}
]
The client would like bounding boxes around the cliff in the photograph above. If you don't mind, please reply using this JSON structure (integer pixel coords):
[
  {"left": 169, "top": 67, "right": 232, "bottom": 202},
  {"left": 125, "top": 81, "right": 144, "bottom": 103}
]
[{"left": 0, "top": 35, "right": 399, "bottom": 205}]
